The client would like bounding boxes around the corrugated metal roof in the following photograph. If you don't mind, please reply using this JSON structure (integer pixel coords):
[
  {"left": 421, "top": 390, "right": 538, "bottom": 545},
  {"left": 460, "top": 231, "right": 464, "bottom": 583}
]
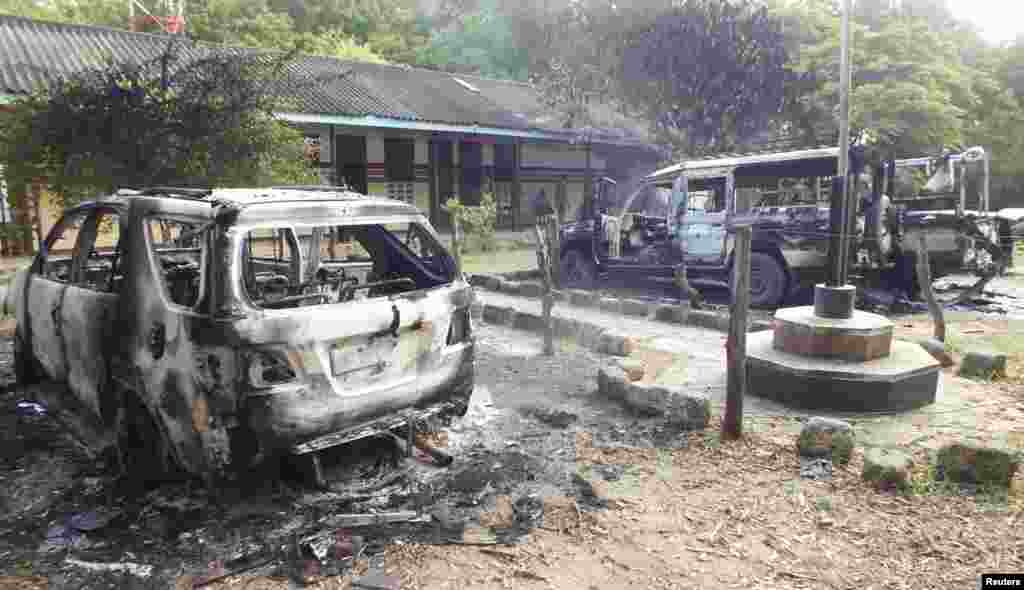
[{"left": 0, "top": 14, "right": 653, "bottom": 145}]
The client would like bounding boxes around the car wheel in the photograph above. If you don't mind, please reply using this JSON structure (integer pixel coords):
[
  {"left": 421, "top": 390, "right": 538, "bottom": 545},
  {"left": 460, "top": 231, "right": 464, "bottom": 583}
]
[
  {"left": 560, "top": 249, "right": 596, "bottom": 289},
  {"left": 117, "top": 392, "right": 185, "bottom": 485},
  {"left": 746, "top": 252, "right": 788, "bottom": 308},
  {"left": 13, "top": 331, "right": 40, "bottom": 385}
]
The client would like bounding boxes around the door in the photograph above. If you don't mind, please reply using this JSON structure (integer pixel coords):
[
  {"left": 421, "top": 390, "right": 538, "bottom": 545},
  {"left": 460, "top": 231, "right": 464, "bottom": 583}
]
[
  {"left": 60, "top": 207, "right": 123, "bottom": 421},
  {"left": 432, "top": 140, "right": 454, "bottom": 230},
  {"left": 26, "top": 209, "right": 90, "bottom": 380},
  {"left": 335, "top": 134, "right": 368, "bottom": 194},
  {"left": 681, "top": 181, "right": 729, "bottom": 265}
]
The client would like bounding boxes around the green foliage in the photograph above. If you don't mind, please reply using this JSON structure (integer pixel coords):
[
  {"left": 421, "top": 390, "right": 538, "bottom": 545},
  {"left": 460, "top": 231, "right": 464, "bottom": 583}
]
[
  {"left": 0, "top": 42, "right": 317, "bottom": 207},
  {"left": 416, "top": 0, "right": 530, "bottom": 80},
  {"left": 443, "top": 193, "right": 498, "bottom": 253}
]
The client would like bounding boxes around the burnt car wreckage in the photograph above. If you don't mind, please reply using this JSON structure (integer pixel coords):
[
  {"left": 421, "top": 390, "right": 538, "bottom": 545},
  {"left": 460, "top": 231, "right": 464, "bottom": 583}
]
[
  {"left": 558, "top": 146, "right": 1012, "bottom": 308},
  {"left": 5, "top": 186, "right": 475, "bottom": 485}
]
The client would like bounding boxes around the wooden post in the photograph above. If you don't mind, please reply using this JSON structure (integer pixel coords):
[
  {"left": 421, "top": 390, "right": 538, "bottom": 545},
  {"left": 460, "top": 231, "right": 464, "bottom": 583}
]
[
  {"left": 915, "top": 234, "right": 945, "bottom": 343},
  {"left": 722, "top": 225, "right": 752, "bottom": 441},
  {"left": 533, "top": 223, "right": 555, "bottom": 356},
  {"left": 451, "top": 216, "right": 463, "bottom": 275}
]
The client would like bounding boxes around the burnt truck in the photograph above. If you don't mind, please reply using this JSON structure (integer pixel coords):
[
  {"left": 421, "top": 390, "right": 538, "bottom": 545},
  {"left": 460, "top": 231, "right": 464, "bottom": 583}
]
[{"left": 558, "top": 146, "right": 1009, "bottom": 308}]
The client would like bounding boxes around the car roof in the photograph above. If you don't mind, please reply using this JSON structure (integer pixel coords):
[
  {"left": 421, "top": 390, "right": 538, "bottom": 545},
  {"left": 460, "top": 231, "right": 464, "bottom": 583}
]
[
  {"left": 646, "top": 146, "right": 840, "bottom": 183},
  {"left": 98, "top": 186, "right": 425, "bottom": 222}
]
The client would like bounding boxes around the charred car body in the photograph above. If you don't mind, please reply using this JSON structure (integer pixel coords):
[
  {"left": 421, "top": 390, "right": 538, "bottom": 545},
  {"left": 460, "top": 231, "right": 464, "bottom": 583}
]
[
  {"left": 7, "top": 187, "right": 474, "bottom": 482},
  {"left": 559, "top": 146, "right": 1009, "bottom": 308}
]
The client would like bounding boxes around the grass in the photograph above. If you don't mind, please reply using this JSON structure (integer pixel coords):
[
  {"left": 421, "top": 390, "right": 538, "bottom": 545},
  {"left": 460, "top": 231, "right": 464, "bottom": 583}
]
[{"left": 461, "top": 247, "right": 537, "bottom": 276}]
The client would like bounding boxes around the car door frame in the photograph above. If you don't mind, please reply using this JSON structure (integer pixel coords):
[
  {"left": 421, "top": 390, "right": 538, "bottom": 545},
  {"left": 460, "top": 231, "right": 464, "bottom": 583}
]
[
  {"left": 60, "top": 205, "right": 125, "bottom": 425},
  {"left": 24, "top": 206, "right": 93, "bottom": 382}
]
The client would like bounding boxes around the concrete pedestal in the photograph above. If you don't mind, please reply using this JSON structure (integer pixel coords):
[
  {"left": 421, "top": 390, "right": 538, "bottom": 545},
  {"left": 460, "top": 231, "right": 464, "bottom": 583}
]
[
  {"left": 773, "top": 306, "right": 894, "bottom": 362},
  {"left": 746, "top": 331, "right": 940, "bottom": 412}
]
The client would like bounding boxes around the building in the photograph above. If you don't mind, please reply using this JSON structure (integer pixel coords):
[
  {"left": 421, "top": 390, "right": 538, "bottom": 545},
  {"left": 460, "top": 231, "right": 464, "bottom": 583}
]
[{"left": 0, "top": 15, "right": 662, "bottom": 246}]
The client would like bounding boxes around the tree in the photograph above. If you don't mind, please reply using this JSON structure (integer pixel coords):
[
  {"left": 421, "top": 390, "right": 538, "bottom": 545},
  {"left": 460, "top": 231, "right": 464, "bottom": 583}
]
[
  {"left": 618, "top": 0, "right": 792, "bottom": 154},
  {"left": 0, "top": 41, "right": 319, "bottom": 216},
  {"left": 415, "top": 0, "right": 530, "bottom": 80}
]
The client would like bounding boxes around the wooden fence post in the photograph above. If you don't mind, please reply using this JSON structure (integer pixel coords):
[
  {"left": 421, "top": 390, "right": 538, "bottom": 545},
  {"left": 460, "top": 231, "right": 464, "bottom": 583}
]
[
  {"left": 915, "top": 234, "right": 945, "bottom": 343},
  {"left": 534, "top": 222, "right": 555, "bottom": 355},
  {"left": 722, "top": 225, "right": 752, "bottom": 441},
  {"left": 451, "top": 216, "right": 463, "bottom": 275}
]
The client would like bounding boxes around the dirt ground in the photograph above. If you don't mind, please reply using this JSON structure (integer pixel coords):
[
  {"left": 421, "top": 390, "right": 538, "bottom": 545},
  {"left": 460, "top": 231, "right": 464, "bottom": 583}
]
[{"left": 0, "top": 311, "right": 1023, "bottom": 588}]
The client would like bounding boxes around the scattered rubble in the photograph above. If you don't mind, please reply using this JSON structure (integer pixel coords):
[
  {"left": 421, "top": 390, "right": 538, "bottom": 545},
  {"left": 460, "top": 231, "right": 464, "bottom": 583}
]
[
  {"left": 799, "top": 458, "right": 833, "bottom": 480},
  {"left": 64, "top": 558, "right": 154, "bottom": 579},
  {"left": 862, "top": 448, "right": 913, "bottom": 493}
]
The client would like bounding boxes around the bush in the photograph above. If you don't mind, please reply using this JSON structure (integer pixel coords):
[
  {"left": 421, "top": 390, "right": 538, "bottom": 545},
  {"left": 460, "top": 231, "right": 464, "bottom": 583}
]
[{"left": 443, "top": 192, "right": 498, "bottom": 253}]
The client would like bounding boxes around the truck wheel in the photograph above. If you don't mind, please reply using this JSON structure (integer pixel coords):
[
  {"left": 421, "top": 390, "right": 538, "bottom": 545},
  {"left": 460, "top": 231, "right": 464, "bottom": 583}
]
[
  {"left": 117, "top": 392, "right": 185, "bottom": 485},
  {"left": 13, "top": 330, "right": 40, "bottom": 385},
  {"left": 561, "top": 249, "right": 596, "bottom": 289},
  {"left": 747, "top": 252, "right": 788, "bottom": 308}
]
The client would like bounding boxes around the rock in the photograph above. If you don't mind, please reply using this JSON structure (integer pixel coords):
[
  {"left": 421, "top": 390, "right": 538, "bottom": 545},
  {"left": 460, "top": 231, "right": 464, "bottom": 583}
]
[
  {"left": 598, "top": 297, "right": 622, "bottom": 314},
  {"left": 687, "top": 310, "right": 728, "bottom": 332},
  {"left": 596, "top": 363, "right": 709, "bottom": 430},
  {"left": 568, "top": 290, "right": 597, "bottom": 307},
  {"left": 958, "top": 351, "right": 1008, "bottom": 379},
  {"left": 916, "top": 337, "right": 954, "bottom": 368},
  {"left": 430, "top": 503, "right": 463, "bottom": 531},
  {"left": 862, "top": 448, "right": 913, "bottom": 492},
  {"left": 653, "top": 304, "right": 686, "bottom": 324},
  {"left": 482, "top": 304, "right": 515, "bottom": 326},
  {"left": 797, "top": 417, "right": 855, "bottom": 466},
  {"left": 598, "top": 331, "right": 636, "bottom": 356},
  {"left": 616, "top": 358, "right": 645, "bottom": 382},
  {"left": 621, "top": 299, "right": 650, "bottom": 317},
  {"left": 800, "top": 457, "right": 833, "bottom": 480},
  {"left": 935, "top": 442, "right": 1021, "bottom": 488},
  {"left": 518, "top": 282, "right": 544, "bottom": 298}
]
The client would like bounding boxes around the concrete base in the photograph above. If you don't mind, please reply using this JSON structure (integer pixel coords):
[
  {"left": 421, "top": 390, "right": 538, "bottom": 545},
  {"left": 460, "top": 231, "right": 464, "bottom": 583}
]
[
  {"left": 747, "top": 331, "right": 941, "bottom": 412},
  {"left": 773, "top": 306, "right": 895, "bottom": 362},
  {"left": 813, "top": 284, "right": 856, "bottom": 319}
]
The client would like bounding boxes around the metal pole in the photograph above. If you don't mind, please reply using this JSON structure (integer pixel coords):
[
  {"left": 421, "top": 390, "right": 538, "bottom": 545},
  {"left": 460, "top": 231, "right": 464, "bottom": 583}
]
[{"left": 835, "top": 0, "right": 853, "bottom": 286}]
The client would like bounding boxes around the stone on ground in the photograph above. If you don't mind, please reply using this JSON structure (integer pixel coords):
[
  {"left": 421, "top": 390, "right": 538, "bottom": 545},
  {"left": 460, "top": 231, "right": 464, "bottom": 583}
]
[
  {"left": 862, "top": 448, "right": 913, "bottom": 492},
  {"left": 616, "top": 358, "right": 646, "bottom": 382},
  {"left": 797, "top": 417, "right": 855, "bottom": 466},
  {"left": 958, "top": 350, "right": 1008, "bottom": 379},
  {"left": 935, "top": 442, "right": 1021, "bottom": 488},
  {"left": 596, "top": 364, "right": 710, "bottom": 430},
  {"left": 799, "top": 457, "right": 833, "bottom": 480},
  {"left": 916, "top": 337, "right": 954, "bottom": 368}
]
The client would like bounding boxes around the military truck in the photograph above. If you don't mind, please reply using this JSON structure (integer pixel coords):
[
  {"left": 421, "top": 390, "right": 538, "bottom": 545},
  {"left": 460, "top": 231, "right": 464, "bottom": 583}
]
[{"left": 558, "top": 146, "right": 1011, "bottom": 308}]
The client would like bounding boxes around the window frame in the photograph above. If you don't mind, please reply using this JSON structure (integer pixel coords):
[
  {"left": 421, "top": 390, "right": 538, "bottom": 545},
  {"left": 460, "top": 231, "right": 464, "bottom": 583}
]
[
  {"left": 143, "top": 215, "right": 210, "bottom": 314},
  {"left": 72, "top": 207, "right": 125, "bottom": 294},
  {"left": 35, "top": 208, "right": 91, "bottom": 285},
  {"left": 384, "top": 138, "right": 415, "bottom": 183}
]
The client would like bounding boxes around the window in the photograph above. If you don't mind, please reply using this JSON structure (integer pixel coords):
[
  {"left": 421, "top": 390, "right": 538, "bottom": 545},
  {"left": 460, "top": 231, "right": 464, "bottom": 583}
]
[
  {"left": 40, "top": 210, "right": 88, "bottom": 283},
  {"left": 241, "top": 222, "right": 455, "bottom": 310},
  {"left": 77, "top": 210, "right": 123, "bottom": 293},
  {"left": 146, "top": 218, "right": 206, "bottom": 308}
]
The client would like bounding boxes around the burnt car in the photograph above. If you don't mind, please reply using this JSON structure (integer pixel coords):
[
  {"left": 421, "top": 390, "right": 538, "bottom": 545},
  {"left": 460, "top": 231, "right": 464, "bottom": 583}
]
[
  {"left": 7, "top": 186, "right": 474, "bottom": 482},
  {"left": 558, "top": 147, "right": 943, "bottom": 308}
]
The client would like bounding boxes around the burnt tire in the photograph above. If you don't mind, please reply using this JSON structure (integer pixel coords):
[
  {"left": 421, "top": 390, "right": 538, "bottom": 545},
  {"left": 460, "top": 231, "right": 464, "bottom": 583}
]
[
  {"left": 746, "top": 252, "right": 788, "bottom": 308},
  {"left": 116, "top": 392, "right": 185, "bottom": 485},
  {"left": 13, "top": 331, "right": 40, "bottom": 386},
  {"left": 560, "top": 249, "right": 596, "bottom": 289}
]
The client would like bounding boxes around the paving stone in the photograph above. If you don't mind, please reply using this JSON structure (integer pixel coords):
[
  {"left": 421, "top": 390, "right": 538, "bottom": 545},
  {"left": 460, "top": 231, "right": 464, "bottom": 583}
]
[
  {"left": 935, "top": 442, "right": 1022, "bottom": 488},
  {"left": 915, "top": 337, "right": 954, "bottom": 368},
  {"left": 653, "top": 304, "right": 687, "bottom": 324},
  {"left": 596, "top": 363, "right": 710, "bottom": 430},
  {"left": 597, "top": 297, "right": 622, "bottom": 314},
  {"left": 517, "top": 282, "right": 544, "bottom": 298},
  {"left": 620, "top": 299, "right": 650, "bottom": 317},
  {"left": 958, "top": 350, "right": 1008, "bottom": 380},
  {"left": 482, "top": 304, "right": 515, "bottom": 326},
  {"left": 862, "top": 448, "right": 913, "bottom": 493},
  {"left": 797, "top": 417, "right": 855, "bottom": 466},
  {"left": 498, "top": 280, "right": 522, "bottom": 296}
]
